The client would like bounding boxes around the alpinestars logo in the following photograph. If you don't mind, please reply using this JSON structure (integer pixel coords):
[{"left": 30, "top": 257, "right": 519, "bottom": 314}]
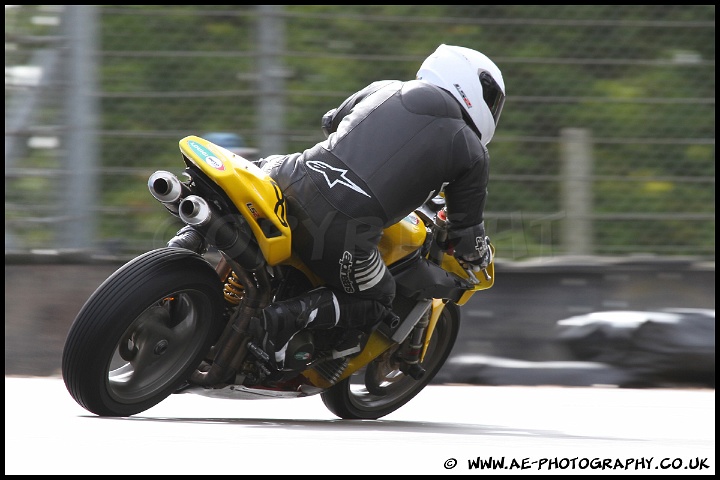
[
  {"left": 339, "top": 251, "right": 355, "bottom": 293},
  {"left": 475, "top": 236, "right": 485, "bottom": 253},
  {"left": 306, "top": 161, "right": 371, "bottom": 197}
]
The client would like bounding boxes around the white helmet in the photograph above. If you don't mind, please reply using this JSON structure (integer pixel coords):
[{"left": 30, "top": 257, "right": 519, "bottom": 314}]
[{"left": 417, "top": 44, "right": 506, "bottom": 146}]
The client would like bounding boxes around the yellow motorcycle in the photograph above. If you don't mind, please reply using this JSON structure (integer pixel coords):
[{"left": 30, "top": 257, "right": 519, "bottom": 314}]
[{"left": 61, "top": 135, "right": 495, "bottom": 419}]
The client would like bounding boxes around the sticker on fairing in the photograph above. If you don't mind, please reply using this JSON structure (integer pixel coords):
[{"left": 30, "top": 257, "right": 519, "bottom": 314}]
[
  {"left": 403, "top": 214, "right": 420, "bottom": 225},
  {"left": 188, "top": 140, "right": 225, "bottom": 171},
  {"left": 246, "top": 202, "right": 260, "bottom": 219}
]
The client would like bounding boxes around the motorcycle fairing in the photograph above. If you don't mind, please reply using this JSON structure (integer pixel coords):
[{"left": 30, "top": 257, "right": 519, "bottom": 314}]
[
  {"left": 179, "top": 135, "right": 292, "bottom": 266},
  {"left": 442, "top": 244, "right": 495, "bottom": 305}
]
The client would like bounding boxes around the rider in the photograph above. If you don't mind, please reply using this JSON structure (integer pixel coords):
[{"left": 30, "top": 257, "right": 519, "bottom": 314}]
[{"left": 250, "top": 44, "right": 506, "bottom": 371}]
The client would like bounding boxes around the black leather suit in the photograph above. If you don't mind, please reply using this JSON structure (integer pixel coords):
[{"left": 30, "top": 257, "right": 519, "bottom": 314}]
[{"left": 256, "top": 79, "right": 489, "bottom": 319}]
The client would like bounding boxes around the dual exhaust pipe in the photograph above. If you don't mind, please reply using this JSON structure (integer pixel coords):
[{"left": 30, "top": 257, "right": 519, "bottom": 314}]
[
  {"left": 148, "top": 170, "right": 264, "bottom": 270},
  {"left": 148, "top": 170, "right": 213, "bottom": 226}
]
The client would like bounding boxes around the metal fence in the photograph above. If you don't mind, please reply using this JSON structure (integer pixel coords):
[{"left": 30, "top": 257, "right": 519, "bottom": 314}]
[{"left": 5, "top": 5, "right": 715, "bottom": 260}]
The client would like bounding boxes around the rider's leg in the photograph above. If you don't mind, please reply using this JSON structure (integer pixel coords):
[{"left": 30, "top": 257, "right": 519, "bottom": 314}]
[
  {"left": 252, "top": 214, "right": 398, "bottom": 370},
  {"left": 250, "top": 285, "right": 396, "bottom": 370}
]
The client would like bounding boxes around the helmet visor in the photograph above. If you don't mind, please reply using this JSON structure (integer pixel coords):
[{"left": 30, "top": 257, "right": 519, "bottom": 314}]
[{"left": 479, "top": 71, "right": 505, "bottom": 124}]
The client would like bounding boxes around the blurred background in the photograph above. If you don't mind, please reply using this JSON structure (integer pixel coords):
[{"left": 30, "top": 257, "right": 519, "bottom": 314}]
[
  {"left": 4, "top": 6, "right": 715, "bottom": 385},
  {"left": 5, "top": 5, "right": 715, "bottom": 258}
]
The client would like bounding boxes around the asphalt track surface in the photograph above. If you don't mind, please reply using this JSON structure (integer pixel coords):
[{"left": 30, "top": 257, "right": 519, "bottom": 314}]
[{"left": 5, "top": 376, "right": 715, "bottom": 475}]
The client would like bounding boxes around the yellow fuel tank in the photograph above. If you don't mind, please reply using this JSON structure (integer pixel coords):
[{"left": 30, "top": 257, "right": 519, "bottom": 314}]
[{"left": 378, "top": 213, "right": 427, "bottom": 266}]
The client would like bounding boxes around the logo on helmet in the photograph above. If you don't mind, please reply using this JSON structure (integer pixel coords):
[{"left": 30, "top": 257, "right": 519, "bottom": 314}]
[{"left": 454, "top": 83, "right": 472, "bottom": 109}]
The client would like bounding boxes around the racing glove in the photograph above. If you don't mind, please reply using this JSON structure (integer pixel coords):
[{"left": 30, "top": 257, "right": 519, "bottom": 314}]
[
  {"left": 457, "top": 235, "right": 493, "bottom": 272},
  {"left": 446, "top": 224, "right": 493, "bottom": 272}
]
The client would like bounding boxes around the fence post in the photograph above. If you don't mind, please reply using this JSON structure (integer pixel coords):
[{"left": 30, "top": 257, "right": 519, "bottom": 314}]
[
  {"left": 560, "top": 127, "right": 593, "bottom": 255},
  {"left": 256, "top": 5, "right": 287, "bottom": 157},
  {"left": 60, "top": 5, "right": 100, "bottom": 250}
]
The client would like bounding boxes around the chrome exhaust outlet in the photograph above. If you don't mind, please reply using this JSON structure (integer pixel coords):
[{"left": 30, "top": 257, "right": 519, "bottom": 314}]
[
  {"left": 179, "top": 195, "right": 212, "bottom": 226},
  {"left": 148, "top": 171, "right": 190, "bottom": 213}
]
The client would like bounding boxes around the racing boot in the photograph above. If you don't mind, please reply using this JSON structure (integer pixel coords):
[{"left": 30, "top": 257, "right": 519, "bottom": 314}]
[
  {"left": 249, "top": 287, "right": 340, "bottom": 370},
  {"left": 329, "top": 298, "right": 400, "bottom": 358},
  {"left": 250, "top": 287, "right": 400, "bottom": 370}
]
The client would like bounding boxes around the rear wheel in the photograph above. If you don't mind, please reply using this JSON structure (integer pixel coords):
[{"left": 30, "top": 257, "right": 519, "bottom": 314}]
[
  {"left": 62, "top": 248, "right": 225, "bottom": 417},
  {"left": 321, "top": 304, "right": 459, "bottom": 419}
]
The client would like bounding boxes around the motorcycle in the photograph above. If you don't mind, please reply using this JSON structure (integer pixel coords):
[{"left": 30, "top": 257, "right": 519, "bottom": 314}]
[{"left": 61, "top": 135, "right": 495, "bottom": 419}]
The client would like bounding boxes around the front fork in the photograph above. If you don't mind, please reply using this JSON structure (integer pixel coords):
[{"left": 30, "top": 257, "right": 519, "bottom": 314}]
[
  {"left": 398, "top": 307, "right": 430, "bottom": 379},
  {"left": 398, "top": 298, "right": 446, "bottom": 380}
]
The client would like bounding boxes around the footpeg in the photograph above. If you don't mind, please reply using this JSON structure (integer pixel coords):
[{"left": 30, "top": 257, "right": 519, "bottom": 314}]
[
  {"left": 247, "top": 341, "right": 271, "bottom": 363},
  {"left": 246, "top": 341, "right": 275, "bottom": 375}
]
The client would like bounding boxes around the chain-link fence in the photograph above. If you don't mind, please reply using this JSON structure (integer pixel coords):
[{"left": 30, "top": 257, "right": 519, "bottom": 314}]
[{"left": 5, "top": 5, "right": 715, "bottom": 260}]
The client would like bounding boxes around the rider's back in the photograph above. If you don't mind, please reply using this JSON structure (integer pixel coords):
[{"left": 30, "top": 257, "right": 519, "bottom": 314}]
[{"left": 276, "top": 79, "right": 489, "bottom": 229}]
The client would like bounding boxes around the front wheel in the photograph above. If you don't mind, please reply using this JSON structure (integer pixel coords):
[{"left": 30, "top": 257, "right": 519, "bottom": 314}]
[
  {"left": 62, "top": 248, "right": 225, "bottom": 417},
  {"left": 321, "top": 304, "right": 459, "bottom": 420}
]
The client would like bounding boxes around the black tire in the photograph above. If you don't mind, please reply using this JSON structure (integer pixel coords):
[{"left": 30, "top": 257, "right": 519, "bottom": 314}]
[
  {"left": 62, "top": 248, "right": 225, "bottom": 417},
  {"left": 321, "top": 304, "right": 460, "bottom": 420}
]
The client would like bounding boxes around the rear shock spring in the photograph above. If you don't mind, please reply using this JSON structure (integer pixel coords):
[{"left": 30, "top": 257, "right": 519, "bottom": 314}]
[{"left": 223, "top": 270, "right": 245, "bottom": 305}]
